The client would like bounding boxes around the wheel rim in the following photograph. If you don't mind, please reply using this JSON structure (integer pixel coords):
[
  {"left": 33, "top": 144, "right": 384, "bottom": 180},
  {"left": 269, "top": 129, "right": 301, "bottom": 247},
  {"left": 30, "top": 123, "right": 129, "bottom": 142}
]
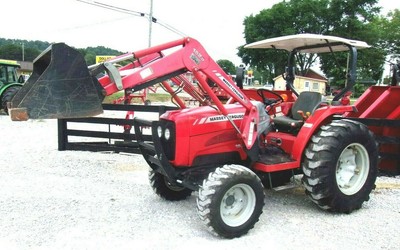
[
  {"left": 220, "top": 184, "right": 256, "bottom": 227},
  {"left": 163, "top": 177, "right": 185, "bottom": 192},
  {"left": 336, "top": 143, "right": 370, "bottom": 195}
]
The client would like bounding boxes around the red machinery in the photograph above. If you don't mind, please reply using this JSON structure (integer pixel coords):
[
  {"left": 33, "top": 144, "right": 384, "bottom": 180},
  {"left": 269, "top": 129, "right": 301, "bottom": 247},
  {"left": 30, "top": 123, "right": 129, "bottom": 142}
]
[{"left": 9, "top": 34, "right": 398, "bottom": 238}]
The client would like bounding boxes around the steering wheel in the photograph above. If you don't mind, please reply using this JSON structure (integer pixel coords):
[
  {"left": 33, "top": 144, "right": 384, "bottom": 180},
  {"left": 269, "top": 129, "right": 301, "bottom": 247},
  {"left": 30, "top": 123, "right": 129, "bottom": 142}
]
[{"left": 256, "top": 88, "right": 284, "bottom": 107}]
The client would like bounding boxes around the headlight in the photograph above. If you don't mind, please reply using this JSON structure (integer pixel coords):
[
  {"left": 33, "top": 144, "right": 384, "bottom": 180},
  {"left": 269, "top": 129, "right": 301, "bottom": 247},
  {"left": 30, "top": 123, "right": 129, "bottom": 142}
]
[
  {"left": 164, "top": 128, "right": 171, "bottom": 140},
  {"left": 157, "top": 126, "right": 163, "bottom": 138},
  {"left": 157, "top": 120, "right": 175, "bottom": 161}
]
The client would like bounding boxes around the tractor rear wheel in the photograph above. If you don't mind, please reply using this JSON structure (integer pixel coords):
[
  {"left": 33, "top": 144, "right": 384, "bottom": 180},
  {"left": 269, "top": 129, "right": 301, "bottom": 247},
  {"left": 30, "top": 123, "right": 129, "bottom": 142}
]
[
  {"left": 302, "top": 119, "right": 378, "bottom": 213},
  {"left": 149, "top": 169, "right": 192, "bottom": 201},
  {"left": 1, "top": 85, "right": 21, "bottom": 114},
  {"left": 197, "top": 165, "right": 264, "bottom": 238}
]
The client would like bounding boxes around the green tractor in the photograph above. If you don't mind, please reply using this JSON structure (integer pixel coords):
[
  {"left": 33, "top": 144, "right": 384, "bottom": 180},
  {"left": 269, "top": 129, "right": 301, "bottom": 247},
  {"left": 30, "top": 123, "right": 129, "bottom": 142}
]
[{"left": 0, "top": 59, "right": 24, "bottom": 114}]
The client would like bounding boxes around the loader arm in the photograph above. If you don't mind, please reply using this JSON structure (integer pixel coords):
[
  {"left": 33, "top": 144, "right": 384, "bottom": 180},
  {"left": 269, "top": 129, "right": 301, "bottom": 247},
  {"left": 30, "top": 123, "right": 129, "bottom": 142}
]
[
  {"left": 10, "top": 37, "right": 261, "bottom": 149},
  {"left": 104, "top": 37, "right": 260, "bottom": 148},
  {"left": 96, "top": 38, "right": 253, "bottom": 110}
]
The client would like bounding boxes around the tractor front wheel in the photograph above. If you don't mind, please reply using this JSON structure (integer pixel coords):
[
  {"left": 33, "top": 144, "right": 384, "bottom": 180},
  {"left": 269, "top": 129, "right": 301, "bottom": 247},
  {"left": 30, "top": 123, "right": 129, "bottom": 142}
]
[
  {"left": 1, "top": 85, "right": 21, "bottom": 114},
  {"left": 149, "top": 169, "right": 192, "bottom": 201},
  {"left": 302, "top": 119, "right": 378, "bottom": 213},
  {"left": 197, "top": 165, "right": 264, "bottom": 238}
]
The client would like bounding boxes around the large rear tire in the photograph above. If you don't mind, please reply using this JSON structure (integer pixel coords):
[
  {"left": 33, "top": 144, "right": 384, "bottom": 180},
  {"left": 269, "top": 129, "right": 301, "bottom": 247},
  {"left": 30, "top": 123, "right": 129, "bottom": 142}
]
[
  {"left": 197, "top": 165, "right": 264, "bottom": 238},
  {"left": 302, "top": 119, "right": 378, "bottom": 213},
  {"left": 1, "top": 85, "right": 21, "bottom": 114},
  {"left": 149, "top": 169, "right": 192, "bottom": 201}
]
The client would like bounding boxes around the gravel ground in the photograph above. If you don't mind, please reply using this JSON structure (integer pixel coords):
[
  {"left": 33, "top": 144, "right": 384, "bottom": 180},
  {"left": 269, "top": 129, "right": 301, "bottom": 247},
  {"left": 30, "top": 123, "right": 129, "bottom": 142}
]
[{"left": 1, "top": 113, "right": 400, "bottom": 250}]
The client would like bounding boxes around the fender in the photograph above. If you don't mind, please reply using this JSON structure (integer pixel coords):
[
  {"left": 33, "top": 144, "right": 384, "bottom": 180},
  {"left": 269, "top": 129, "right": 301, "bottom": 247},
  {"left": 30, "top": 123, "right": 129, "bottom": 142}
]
[
  {"left": 0, "top": 83, "right": 23, "bottom": 96},
  {"left": 290, "top": 105, "right": 357, "bottom": 161}
]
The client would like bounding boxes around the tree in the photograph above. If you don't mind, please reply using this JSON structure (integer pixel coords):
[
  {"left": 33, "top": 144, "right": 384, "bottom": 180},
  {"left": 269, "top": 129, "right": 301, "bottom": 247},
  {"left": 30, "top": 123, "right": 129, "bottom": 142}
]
[
  {"left": 238, "top": 0, "right": 390, "bottom": 87},
  {"left": 216, "top": 59, "right": 236, "bottom": 75},
  {"left": 238, "top": 0, "right": 331, "bottom": 81},
  {"left": 376, "top": 9, "right": 400, "bottom": 57},
  {"left": 0, "top": 44, "right": 21, "bottom": 60},
  {"left": 320, "top": 0, "right": 384, "bottom": 85}
]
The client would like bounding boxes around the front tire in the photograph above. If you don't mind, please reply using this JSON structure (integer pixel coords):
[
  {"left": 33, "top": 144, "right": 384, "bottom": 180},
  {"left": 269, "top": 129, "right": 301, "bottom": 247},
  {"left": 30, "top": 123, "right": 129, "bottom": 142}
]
[
  {"left": 197, "top": 165, "right": 264, "bottom": 238},
  {"left": 1, "top": 85, "right": 21, "bottom": 114},
  {"left": 149, "top": 169, "right": 192, "bottom": 201},
  {"left": 302, "top": 119, "right": 378, "bottom": 213}
]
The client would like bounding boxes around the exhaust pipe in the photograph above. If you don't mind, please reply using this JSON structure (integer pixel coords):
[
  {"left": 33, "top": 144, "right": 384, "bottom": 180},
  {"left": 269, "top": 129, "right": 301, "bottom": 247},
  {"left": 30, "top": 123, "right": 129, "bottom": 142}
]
[{"left": 9, "top": 43, "right": 105, "bottom": 121}]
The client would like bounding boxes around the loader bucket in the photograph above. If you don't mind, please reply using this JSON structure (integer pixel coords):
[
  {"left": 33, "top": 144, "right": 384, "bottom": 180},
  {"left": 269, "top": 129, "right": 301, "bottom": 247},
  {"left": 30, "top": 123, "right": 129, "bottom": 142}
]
[{"left": 9, "top": 43, "right": 105, "bottom": 121}]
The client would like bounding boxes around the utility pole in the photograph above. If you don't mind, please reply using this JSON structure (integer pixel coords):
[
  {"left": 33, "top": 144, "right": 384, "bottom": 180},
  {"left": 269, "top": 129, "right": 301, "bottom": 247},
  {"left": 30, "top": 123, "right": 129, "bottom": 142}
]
[
  {"left": 146, "top": 0, "right": 154, "bottom": 96},
  {"left": 148, "top": 0, "right": 153, "bottom": 47},
  {"left": 22, "top": 42, "right": 25, "bottom": 61}
]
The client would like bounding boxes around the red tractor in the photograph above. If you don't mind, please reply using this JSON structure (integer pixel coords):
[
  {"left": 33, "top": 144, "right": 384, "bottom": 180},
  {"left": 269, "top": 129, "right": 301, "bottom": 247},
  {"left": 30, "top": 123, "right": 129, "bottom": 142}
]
[{"left": 9, "top": 34, "right": 398, "bottom": 238}]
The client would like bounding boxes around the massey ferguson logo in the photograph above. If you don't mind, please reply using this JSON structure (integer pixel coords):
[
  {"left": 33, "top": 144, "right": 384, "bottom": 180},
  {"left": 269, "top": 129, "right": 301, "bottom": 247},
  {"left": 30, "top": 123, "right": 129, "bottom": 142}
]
[
  {"left": 215, "top": 73, "right": 245, "bottom": 101},
  {"left": 193, "top": 113, "right": 244, "bottom": 125}
]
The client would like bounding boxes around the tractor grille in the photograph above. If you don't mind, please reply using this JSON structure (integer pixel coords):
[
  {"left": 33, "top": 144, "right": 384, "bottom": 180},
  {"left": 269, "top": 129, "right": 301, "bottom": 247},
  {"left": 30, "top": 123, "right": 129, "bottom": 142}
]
[{"left": 158, "top": 120, "right": 176, "bottom": 161}]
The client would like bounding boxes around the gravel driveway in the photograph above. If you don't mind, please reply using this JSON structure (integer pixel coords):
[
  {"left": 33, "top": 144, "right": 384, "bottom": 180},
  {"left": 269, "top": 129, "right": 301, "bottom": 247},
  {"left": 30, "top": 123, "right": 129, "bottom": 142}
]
[{"left": 1, "top": 114, "right": 399, "bottom": 249}]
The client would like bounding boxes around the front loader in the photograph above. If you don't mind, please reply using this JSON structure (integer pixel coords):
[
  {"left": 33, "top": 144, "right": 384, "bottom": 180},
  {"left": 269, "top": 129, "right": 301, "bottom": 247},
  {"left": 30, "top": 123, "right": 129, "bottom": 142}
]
[{"left": 9, "top": 34, "right": 385, "bottom": 238}]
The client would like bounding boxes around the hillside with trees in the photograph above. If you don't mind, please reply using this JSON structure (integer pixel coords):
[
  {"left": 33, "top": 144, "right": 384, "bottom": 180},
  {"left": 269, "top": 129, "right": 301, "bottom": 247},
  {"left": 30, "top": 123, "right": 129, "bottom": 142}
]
[{"left": 0, "top": 38, "right": 122, "bottom": 65}]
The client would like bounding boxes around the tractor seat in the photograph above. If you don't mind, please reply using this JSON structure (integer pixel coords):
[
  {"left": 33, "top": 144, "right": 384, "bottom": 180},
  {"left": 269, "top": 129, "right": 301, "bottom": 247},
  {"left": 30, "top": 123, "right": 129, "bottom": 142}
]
[{"left": 272, "top": 91, "right": 323, "bottom": 133}]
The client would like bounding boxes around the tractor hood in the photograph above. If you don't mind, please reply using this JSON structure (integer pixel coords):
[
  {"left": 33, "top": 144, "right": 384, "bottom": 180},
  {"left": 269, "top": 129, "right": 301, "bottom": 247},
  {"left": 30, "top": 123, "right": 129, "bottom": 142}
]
[{"left": 161, "top": 103, "right": 246, "bottom": 136}]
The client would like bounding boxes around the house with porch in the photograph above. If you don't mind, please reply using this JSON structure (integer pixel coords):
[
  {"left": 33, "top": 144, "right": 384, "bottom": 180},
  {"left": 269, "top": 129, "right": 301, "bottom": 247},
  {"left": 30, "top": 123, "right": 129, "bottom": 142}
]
[{"left": 273, "top": 69, "right": 327, "bottom": 95}]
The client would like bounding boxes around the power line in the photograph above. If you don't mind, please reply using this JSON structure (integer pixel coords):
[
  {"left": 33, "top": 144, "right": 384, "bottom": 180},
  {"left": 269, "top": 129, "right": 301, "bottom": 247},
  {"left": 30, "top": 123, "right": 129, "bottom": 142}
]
[
  {"left": 53, "top": 16, "right": 132, "bottom": 33},
  {"left": 76, "top": 0, "right": 187, "bottom": 38},
  {"left": 77, "top": 0, "right": 146, "bottom": 17}
]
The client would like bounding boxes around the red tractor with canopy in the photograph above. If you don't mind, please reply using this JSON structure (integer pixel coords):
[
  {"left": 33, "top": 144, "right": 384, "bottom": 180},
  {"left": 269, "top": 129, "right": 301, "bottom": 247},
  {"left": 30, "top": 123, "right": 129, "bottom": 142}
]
[{"left": 9, "top": 34, "right": 399, "bottom": 238}]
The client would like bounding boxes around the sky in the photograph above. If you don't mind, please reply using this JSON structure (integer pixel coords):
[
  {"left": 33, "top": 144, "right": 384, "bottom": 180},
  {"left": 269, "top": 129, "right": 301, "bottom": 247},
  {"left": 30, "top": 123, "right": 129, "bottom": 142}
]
[{"left": 3, "top": 0, "right": 398, "bottom": 65}]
